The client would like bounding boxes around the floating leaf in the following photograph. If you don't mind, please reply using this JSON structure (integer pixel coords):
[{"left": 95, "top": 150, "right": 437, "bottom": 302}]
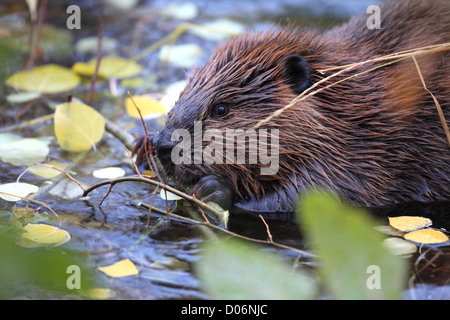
[
  {"left": 6, "top": 91, "right": 40, "bottom": 103},
  {"left": 6, "top": 64, "right": 80, "bottom": 94},
  {"left": 196, "top": 238, "right": 316, "bottom": 299},
  {"left": 93, "top": 167, "right": 126, "bottom": 179},
  {"left": 0, "top": 182, "right": 39, "bottom": 202},
  {"left": 192, "top": 19, "right": 245, "bottom": 41},
  {"left": 389, "top": 216, "right": 432, "bottom": 232},
  {"left": 20, "top": 223, "right": 70, "bottom": 247},
  {"left": 159, "top": 44, "right": 202, "bottom": 69},
  {"left": 79, "top": 288, "right": 113, "bottom": 299},
  {"left": 72, "top": 56, "right": 142, "bottom": 79},
  {"left": 382, "top": 237, "right": 417, "bottom": 256},
  {"left": 97, "top": 259, "right": 139, "bottom": 278},
  {"left": 74, "top": 36, "right": 117, "bottom": 55},
  {"left": 29, "top": 162, "right": 68, "bottom": 179},
  {"left": 125, "top": 95, "right": 167, "bottom": 119},
  {"left": 161, "top": 2, "right": 198, "bottom": 20},
  {"left": 0, "top": 137, "right": 50, "bottom": 166},
  {"left": 49, "top": 179, "right": 84, "bottom": 199},
  {"left": 404, "top": 229, "right": 449, "bottom": 245},
  {"left": 54, "top": 102, "right": 105, "bottom": 152},
  {"left": 160, "top": 189, "right": 182, "bottom": 201}
]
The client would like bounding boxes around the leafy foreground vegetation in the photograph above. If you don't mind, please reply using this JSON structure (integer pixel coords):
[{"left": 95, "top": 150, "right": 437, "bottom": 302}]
[{"left": 196, "top": 191, "right": 408, "bottom": 300}]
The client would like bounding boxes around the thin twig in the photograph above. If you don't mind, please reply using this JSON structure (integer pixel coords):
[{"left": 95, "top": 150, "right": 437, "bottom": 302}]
[
  {"left": 0, "top": 191, "right": 61, "bottom": 223},
  {"left": 412, "top": 56, "right": 450, "bottom": 147},
  {"left": 24, "top": 0, "right": 47, "bottom": 69},
  {"left": 16, "top": 163, "right": 85, "bottom": 192},
  {"left": 259, "top": 215, "right": 273, "bottom": 243},
  {"left": 138, "top": 202, "right": 316, "bottom": 258},
  {"left": 86, "top": 6, "right": 104, "bottom": 106}
]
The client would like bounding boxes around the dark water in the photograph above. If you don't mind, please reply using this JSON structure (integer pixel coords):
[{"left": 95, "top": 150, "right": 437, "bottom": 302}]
[{"left": 0, "top": 0, "right": 449, "bottom": 300}]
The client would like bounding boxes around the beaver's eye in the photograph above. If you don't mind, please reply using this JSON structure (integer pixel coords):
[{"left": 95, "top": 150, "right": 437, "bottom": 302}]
[{"left": 213, "top": 104, "right": 228, "bottom": 117}]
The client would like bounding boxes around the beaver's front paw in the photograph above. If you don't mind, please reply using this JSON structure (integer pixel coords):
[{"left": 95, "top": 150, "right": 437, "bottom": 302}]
[{"left": 191, "top": 175, "right": 234, "bottom": 211}]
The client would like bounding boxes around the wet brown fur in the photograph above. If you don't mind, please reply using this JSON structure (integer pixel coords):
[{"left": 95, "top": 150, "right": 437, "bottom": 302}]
[{"left": 146, "top": 0, "right": 450, "bottom": 211}]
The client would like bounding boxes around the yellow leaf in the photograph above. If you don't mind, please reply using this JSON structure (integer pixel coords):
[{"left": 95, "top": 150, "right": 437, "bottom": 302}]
[
  {"left": 29, "top": 161, "right": 68, "bottom": 179},
  {"left": 6, "top": 64, "right": 80, "bottom": 94},
  {"left": 125, "top": 95, "right": 167, "bottom": 119},
  {"left": 0, "top": 182, "right": 39, "bottom": 202},
  {"left": 54, "top": 102, "right": 105, "bottom": 152},
  {"left": 79, "top": 288, "right": 113, "bottom": 299},
  {"left": 72, "top": 56, "right": 142, "bottom": 79},
  {"left": 404, "top": 229, "right": 449, "bottom": 245},
  {"left": 21, "top": 223, "right": 71, "bottom": 246},
  {"left": 388, "top": 216, "right": 432, "bottom": 232},
  {"left": 97, "top": 259, "right": 139, "bottom": 278}
]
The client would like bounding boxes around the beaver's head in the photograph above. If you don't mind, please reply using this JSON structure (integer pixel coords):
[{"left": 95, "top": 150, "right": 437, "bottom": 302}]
[{"left": 152, "top": 28, "right": 336, "bottom": 204}]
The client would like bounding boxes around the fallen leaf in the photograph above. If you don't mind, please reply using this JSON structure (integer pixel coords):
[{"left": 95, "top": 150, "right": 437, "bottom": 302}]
[
  {"left": 29, "top": 162, "right": 68, "bottom": 179},
  {"left": 161, "top": 2, "right": 198, "bottom": 20},
  {"left": 125, "top": 95, "right": 167, "bottom": 119},
  {"left": 382, "top": 237, "right": 417, "bottom": 256},
  {"left": 6, "top": 64, "right": 80, "bottom": 94},
  {"left": 0, "top": 138, "right": 50, "bottom": 166},
  {"left": 93, "top": 167, "right": 126, "bottom": 179},
  {"left": 160, "top": 189, "right": 182, "bottom": 200},
  {"left": 388, "top": 216, "right": 432, "bottom": 232},
  {"left": 191, "top": 19, "right": 245, "bottom": 41},
  {"left": 159, "top": 43, "right": 202, "bottom": 69},
  {"left": 0, "top": 182, "right": 39, "bottom": 202},
  {"left": 20, "top": 223, "right": 70, "bottom": 247},
  {"left": 79, "top": 288, "right": 113, "bottom": 299},
  {"left": 54, "top": 102, "right": 105, "bottom": 152},
  {"left": 97, "top": 259, "right": 139, "bottom": 277},
  {"left": 72, "top": 56, "right": 142, "bottom": 79},
  {"left": 404, "top": 229, "right": 449, "bottom": 245}
]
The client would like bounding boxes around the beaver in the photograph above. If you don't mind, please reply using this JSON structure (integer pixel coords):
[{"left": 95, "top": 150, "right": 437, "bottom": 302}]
[{"left": 134, "top": 0, "right": 450, "bottom": 213}]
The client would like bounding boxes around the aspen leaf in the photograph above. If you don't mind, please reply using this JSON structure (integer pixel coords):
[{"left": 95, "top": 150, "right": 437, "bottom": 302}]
[
  {"left": 29, "top": 162, "right": 68, "bottom": 179},
  {"left": 192, "top": 19, "right": 245, "bottom": 41},
  {"left": 49, "top": 179, "right": 84, "bottom": 199},
  {"left": 382, "top": 237, "right": 417, "bottom": 256},
  {"left": 388, "top": 216, "right": 432, "bottom": 232},
  {"left": 54, "top": 102, "right": 105, "bottom": 152},
  {"left": 79, "top": 288, "right": 113, "bottom": 299},
  {"left": 6, "top": 92, "right": 40, "bottom": 103},
  {"left": 0, "top": 138, "right": 50, "bottom": 166},
  {"left": 160, "top": 189, "right": 182, "bottom": 200},
  {"left": 6, "top": 64, "right": 80, "bottom": 94},
  {"left": 20, "top": 223, "right": 70, "bottom": 246},
  {"left": 97, "top": 259, "right": 139, "bottom": 277},
  {"left": 0, "top": 182, "right": 39, "bottom": 202},
  {"left": 93, "top": 167, "right": 126, "bottom": 179},
  {"left": 404, "top": 229, "right": 449, "bottom": 245},
  {"left": 125, "top": 95, "right": 167, "bottom": 119},
  {"left": 72, "top": 56, "right": 142, "bottom": 79},
  {"left": 159, "top": 44, "right": 202, "bottom": 69},
  {"left": 161, "top": 2, "right": 198, "bottom": 20}
]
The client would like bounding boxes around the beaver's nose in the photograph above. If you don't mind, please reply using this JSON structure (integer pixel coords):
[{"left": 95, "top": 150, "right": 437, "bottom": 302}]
[{"left": 154, "top": 133, "right": 179, "bottom": 165}]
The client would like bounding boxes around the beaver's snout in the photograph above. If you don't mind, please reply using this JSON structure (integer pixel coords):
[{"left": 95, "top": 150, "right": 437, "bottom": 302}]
[{"left": 153, "top": 132, "right": 178, "bottom": 167}]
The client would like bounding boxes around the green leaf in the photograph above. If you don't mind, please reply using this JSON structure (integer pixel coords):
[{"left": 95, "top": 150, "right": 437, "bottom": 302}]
[
  {"left": 297, "top": 191, "right": 407, "bottom": 300},
  {"left": 6, "top": 64, "right": 80, "bottom": 94},
  {"left": 196, "top": 238, "right": 316, "bottom": 299}
]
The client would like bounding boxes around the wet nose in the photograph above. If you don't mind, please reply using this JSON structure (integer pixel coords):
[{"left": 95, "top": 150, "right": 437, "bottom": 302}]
[{"left": 154, "top": 133, "right": 178, "bottom": 165}]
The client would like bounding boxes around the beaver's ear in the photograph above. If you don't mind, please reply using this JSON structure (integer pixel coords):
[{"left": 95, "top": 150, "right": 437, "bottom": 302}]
[{"left": 283, "top": 54, "right": 310, "bottom": 94}]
